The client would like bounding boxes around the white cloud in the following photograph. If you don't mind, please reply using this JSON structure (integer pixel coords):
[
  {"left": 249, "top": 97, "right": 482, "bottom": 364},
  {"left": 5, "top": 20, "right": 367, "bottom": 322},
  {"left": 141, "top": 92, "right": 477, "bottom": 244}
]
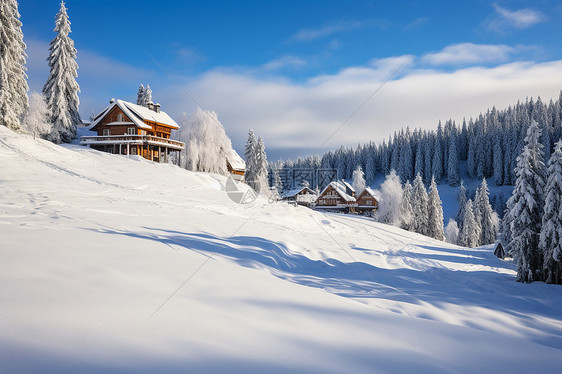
[
  {"left": 262, "top": 56, "right": 307, "bottom": 71},
  {"left": 160, "top": 59, "right": 562, "bottom": 155},
  {"left": 422, "top": 43, "right": 516, "bottom": 66},
  {"left": 486, "top": 3, "right": 546, "bottom": 32},
  {"left": 291, "top": 20, "right": 367, "bottom": 42}
]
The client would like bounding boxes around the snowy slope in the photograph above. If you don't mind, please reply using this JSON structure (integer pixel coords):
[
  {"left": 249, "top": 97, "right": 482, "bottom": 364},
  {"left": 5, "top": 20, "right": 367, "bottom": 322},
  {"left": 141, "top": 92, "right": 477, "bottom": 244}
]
[{"left": 1, "top": 126, "right": 562, "bottom": 373}]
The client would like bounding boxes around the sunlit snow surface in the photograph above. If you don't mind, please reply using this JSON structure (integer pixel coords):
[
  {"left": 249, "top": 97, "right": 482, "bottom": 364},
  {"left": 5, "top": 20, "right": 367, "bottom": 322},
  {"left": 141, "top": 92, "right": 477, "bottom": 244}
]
[{"left": 1, "top": 126, "right": 562, "bottom": 373}]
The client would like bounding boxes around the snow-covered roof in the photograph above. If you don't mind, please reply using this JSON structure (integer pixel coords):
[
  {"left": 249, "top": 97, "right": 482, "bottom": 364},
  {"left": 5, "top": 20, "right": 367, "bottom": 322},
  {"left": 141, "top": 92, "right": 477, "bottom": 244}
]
[
  {"left": 226, "top": 149, "right": 245, "bottom": 171},
  {"left": 360, "top": 187, "right": 379, "bottom": 201},
  {"left": 319, "top": 181, "right": 356, "bottom": 202},
  {"left": 282, "top": 187, "right": 315, "bottom": 198},
  {"left": 342, "top": 181, "right": 355, "bottom": 193},
  {"left": 89, "top": 99, "right": 179, "bottom": 131}
]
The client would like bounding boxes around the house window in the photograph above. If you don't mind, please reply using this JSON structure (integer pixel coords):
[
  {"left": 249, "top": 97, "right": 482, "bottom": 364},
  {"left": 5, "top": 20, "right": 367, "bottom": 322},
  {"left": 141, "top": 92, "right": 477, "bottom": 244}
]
[
  {"left": 103, "top": 129, "right": 110, "bottom": 136},
  {"left": 127, "top": 128, "right": 136, "bottom": 135},
  {"left": 117, "top": 113, "right": 124, "bottom": 122},
  {"left": 140, "top": 130, "right": 147, "bottom": 136}
]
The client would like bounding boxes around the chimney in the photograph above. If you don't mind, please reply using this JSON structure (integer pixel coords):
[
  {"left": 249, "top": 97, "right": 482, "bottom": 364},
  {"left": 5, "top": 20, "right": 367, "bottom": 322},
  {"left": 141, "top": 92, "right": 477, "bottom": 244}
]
[
  {"left": 110, "top": 98, "right": 115, "bottom": 104},
  {"left": 154, "top": 103, "right": 161, "bottom": 113},
  {"left": 147, "top": 101, "right": 154, "bottom": 111}
]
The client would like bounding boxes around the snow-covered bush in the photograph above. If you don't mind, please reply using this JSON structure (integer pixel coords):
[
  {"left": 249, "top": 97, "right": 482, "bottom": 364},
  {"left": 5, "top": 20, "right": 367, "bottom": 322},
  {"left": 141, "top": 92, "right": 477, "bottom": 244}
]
[
  {"left": 375, "top": 170, "right": 403, "bottom": 226},
  {"left": 352, "top": 166, "right": 366, "bottom": 194},
  {"left": 445, "top": 219, "right": 459, "bottom": 245},
  {"left": 177, "top": 108, "right": 235, "bottom": 175},
  {"left": 23, "top": 92, "right": 52, "bottom": 139}
]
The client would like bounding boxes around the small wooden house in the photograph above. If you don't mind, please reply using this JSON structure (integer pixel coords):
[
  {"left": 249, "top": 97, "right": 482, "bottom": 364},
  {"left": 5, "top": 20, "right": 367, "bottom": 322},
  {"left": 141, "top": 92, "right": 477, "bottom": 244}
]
[
  {"left": 80, "top": 99, "right": 185, "bottom": 162},
  {"left": 226, "top": 148, "right": 246, "bottom": 181},
  {"left": 355, "top": 187, "right": 379, "bottom": 215},
  {"left": 314, "top": 181, "right": 356, "bottom": 212},
  {"left": 282, "top": 186, "right": 317, "bottom": 206}
]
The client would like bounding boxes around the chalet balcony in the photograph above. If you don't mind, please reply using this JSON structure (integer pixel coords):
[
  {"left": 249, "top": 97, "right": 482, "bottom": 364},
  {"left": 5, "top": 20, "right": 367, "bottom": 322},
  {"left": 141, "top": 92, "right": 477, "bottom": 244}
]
[{"left": 80, "top": 135, "right": 185, "bottom": 150}]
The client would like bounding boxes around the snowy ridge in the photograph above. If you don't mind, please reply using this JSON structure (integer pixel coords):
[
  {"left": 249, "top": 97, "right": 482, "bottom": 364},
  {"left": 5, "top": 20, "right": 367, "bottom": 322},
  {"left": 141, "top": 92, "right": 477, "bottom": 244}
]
[{"left": 1, "top": 126, "right": 562, "bottom": 373}]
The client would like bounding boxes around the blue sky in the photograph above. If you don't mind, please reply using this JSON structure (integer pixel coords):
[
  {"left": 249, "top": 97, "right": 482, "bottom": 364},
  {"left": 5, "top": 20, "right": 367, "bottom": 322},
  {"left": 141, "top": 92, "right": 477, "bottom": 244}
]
[{"left": 20, "top": 1, "right": 562, "bottom": 160}]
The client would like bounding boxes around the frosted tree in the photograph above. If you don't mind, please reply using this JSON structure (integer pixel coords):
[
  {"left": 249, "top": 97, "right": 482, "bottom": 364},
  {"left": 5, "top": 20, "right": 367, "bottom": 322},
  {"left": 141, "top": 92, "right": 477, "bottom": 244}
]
[
  {"left": 255, "top": 136, "right": 270, "bottom": 196},
  {"left": 432, "top": 138, "right": 443, "bottom": 182},
  {"left": 445, "top": 219, "right": 459, "bottom": 245},
  {"left": 474, "top": 179, "right": 498, "bottom": 245},
  {"left": 0, "top": 0, "right": 28, "bottom": 130},
  {"left": 427, "top": 177, "right": 445, "bottom": 240},
  {"left": 23, "top": 92, "right": 51, "bottom": 139},
  {"left": 375, "top": 170, "right": 403, "bottom": 226},
  {"left": 447, "top": 134, "right": 460, "bottom": 186},
  {"left": 459, "top": 200, "right": 480, "bottom": 248},
  {"left": 244, "top": 129, "right": 258, "bottom": 189},
  {"left": 412, "top": 173, "right": 429, "bottom": 235},
  {"left": 272, "top": 168, "right": 283, "bottom": 195},
  {"left": 457, "top": 181, "right": 468, "bottom": 232},
  {"left": 399, "top": 180, "right": 414, "bottom": 231},
  {"left": 136, "top": 84, "right": 145, "bottom": 105},
  {"left": 352, "top": 166, "right": 366, "bottom": 194},
  {"left": 507, "top": 121, "right": 546, "bottom": 283},
  {"left": 177, "top": 108, "right": 234, "bottom": 175},
  {"left": 144, "top": 85, "right": 153, "bottom": 105},
  {"left": 43, "top": 1, "right": 80, "bottom": 143},
  {"left": 493, "top": 135, "right": 504, "bottom": 185},
  {"left": 540, "top": 140, "right": 562, "bottom": 284}
]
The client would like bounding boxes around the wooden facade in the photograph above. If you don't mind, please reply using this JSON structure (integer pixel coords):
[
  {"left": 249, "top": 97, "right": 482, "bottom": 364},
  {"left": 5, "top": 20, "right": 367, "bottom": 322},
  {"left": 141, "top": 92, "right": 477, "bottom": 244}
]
[
  {"left": 81, "top": 99, "right": 184, "bottom": 162},
  {"left": 355, "top": 188, "right": 379, "bottom": 215},
  {"left": 314, "top": 182, "right": 356, "bottom": 213}
]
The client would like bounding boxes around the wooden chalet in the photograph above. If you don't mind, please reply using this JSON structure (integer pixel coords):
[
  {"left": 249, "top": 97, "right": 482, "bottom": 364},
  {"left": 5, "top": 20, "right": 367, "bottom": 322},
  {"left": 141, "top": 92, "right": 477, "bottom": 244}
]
[
  {"left": 355, "top": 187, "right": 379, "bottom": 215},
  {"left": 282, "top": 186, "right": 317, "bottom": 206},
  {"left": 80, "top": 99, "right": 185, "bottom": 162},
  {"left": 314, "top": 181, "right": 356, "bottom": 213}
]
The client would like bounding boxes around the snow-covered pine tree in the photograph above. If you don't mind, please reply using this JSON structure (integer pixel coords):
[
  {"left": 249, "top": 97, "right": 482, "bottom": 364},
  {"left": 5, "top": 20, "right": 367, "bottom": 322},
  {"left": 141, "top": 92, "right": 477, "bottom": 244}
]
[
  {"left": 427, "top": 177, "right": 445, "bottom": 241},
  {"left": 144, "top": 85, "right": 153, "bottom": 105},
  {"left": 507, "top": 121, "right": 546, "bottom": 283},
  {"left": 414, "top": 140, "right": 424, "bottom": 181},
  {"left": 272, "top": 168, "right": 283, "bottom": 196},
  {"left": 474, "top": 178, "right": 498, "bottom": 245},
  {"left": 136, "top": 84, "right": 145, "bottom": 105},
  {"left": 375, "top": 170, "right": 403, "bottom": 226},
  {"left": 43, "top": 0, "right": 80, "bottom": 143},
  {"left": 493, "top": 135, "right": 504, "bottom": 185},
  {"left": 540, "top": 140, "right": 562, "bottom": 284},
  {"left": 459, "top": 199, "right": 480, "bottom": 248},
  {"left": 0, "top": 0, "right": 28, "bottom": 130},
  {"left": 23, "top": 92, "right": 51, "bottom": 139},
  {"left": 457, "top": 180, "right": 468, "bottom": 232},
  {"left": 244, "top": 129, "right": 258, "bottom": 190},
  {"left": 432, "top": 137, "right": 443, "bottom": 182},
  {"left": 255, "top": 136, "right": 269, "bottom": 196},
  {"left": 445, "top": 218, "right": 459, "bottom": 245},
  {"left": 447, "top": 133, "right": 460, "bottom": 186},
  {"left": 352, "top": 166, "right": 366, "bottom": 194},
  {"left": 399, "top": 180, "right": 414, "bottom": 231},
  {"left": 412, "top": 173, "right": 429, "bottom": 235}
]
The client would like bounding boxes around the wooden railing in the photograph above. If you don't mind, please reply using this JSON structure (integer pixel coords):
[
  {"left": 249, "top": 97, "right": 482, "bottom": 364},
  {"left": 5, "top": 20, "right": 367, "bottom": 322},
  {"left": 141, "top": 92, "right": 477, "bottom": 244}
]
[{"left": 80, "top": 135, "right": 185, "bottom": 149}]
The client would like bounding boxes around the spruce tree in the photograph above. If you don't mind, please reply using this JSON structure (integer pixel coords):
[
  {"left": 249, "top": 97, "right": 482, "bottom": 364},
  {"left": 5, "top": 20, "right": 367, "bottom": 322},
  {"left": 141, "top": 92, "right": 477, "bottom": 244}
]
[
  {"left": 43, "top": 1, "right": 80, "bottom": 143},
  {"left": 255, "top": 136, "right": 269, "bottom": 195},
  {"left": 427, "top": 177, "right": 445, "bottom": 241},
  {"left": 447, "top": 134, "right": 460, "bottom": 186},
  {"left": 244, "top": 129, "right": 258, "bottom": 190},
  {"left": 459, "top": 200, "right": 480, "bottom": 248},
  {"left": 137, "top": 84, "right": 145, "bottom": 105},
  {"left": 474, "top": 178, "right": 498, "bottom": 245},
  {"left": 0, "top": 0, "right": 28, "bottom": 130},
  {"left": 23, "top": 92, "right": 51, "bottom": 139},
  {"left": 540, "top": 140, "right": 562, "bottom": 284},
  {"left": 399, "top": 181, "right": 414, "bottom": 231},
  {"left": 412, "top": 173, "right": 429, "bottom": 235},
  {"left": 507, "top": 121, "right": 546, "bottom": 283},
  {"left": 457, "top": 181, "right": 468, "bottom": 232}
]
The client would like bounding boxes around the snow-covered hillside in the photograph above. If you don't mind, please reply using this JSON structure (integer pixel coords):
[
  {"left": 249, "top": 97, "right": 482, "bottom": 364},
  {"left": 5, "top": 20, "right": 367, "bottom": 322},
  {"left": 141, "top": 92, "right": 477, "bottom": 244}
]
[{"left": 1, "top": 126, "right": 562, "bottom": 373}]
